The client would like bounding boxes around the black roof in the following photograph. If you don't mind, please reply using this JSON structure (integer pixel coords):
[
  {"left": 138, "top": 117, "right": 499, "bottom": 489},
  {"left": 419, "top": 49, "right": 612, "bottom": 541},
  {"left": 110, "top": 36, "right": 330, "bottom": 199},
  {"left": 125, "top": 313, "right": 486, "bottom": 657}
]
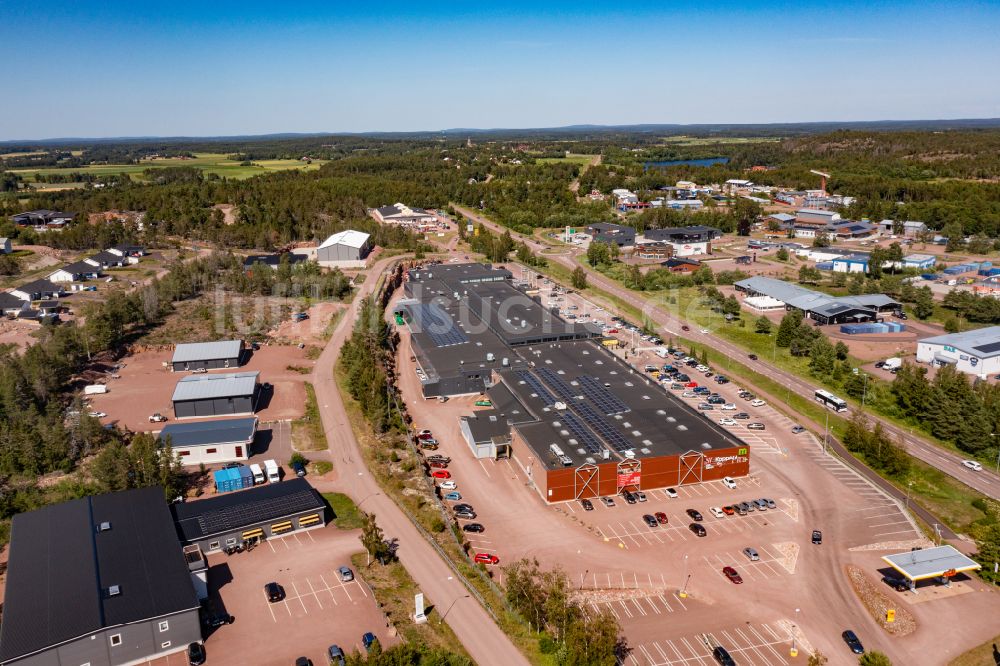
[
  {"left": 643, "top": 225, "right": 721, "bottom": 242},
  {"left": 171, "top": 478, "right": 324, "bottom": 542},
  {"left": 0, "top": 487, "right": 198, "bottom": 662},
  {"left": 58, "top": 261, "right": 101, "bottom": 275},
  {"left": 14, "top": 279, "right": 62, "bottom": 295},
  {"left": 0, "top": 292, "right": 26, "bottom": 309},
  {"left": 158, "top": 417, "right": 257, "bottom": 449}
]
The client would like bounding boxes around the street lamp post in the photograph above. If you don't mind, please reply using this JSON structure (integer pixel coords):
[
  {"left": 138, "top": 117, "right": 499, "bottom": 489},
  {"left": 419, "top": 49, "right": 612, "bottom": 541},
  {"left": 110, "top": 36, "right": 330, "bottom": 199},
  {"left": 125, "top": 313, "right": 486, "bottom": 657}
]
[
  {"left": 679, "top": 554, "right": 690, "bottom": 597},
  {"left": 906, "top": 480, "right": 913, "bottom": 509},
  {"left": 861, "top": 372, "right": 869, "bottom": 411},
  {"left": 823, "top": 409, "right": 830, "bottom": 455},
  {"left": 439, "top": 594, "right": 470, "bottom": 624},
  {"left": 790, "top": 608, "right": 800, "bottom": 657}
]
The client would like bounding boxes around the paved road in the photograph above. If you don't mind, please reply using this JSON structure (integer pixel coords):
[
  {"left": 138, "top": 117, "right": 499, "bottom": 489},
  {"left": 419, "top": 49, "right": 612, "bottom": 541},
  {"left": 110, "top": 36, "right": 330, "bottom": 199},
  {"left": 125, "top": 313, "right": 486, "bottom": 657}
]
[
  {"left": 453, "top": 204, "right": 1000, "bottom": 501},
  {"left": 310, "top": 257, "right": 530, "bottom": 666}
]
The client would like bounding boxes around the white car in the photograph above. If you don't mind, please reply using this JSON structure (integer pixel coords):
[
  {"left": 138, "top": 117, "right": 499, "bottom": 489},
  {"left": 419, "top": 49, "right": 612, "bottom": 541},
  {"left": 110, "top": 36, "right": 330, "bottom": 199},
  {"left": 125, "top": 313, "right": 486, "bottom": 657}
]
[
  {"left": 699, "top": 329, "right": 710, "bottom": 334},
  {"left": 665, "top": 488, "right": 678, "bottom": 498},
  {"left": 722, "top": 477, "right": 737, "bottom": 489},
  {"left": 682, "top": 391, "right": 697, "bottom": 398},
  {"left": 718, "top": 418, "right": 737, "bottom": 427},
  {"left": 750, "top": 399, "right": 766, "bottom": 407},
  {"left": 88, "top": 411, "right": 107, "bottom": 418},
  {"left": 962, "top": 460, "right": 983, "bottom": 471},
  {"left": 438, "top": 480, "right": 458, "bottom": 490},
  {"left": 710, "top": 507, "right": 725, "bottom": 519},
  {"left": 696, "top": 365, "right": 709, "bottom": 373},
  {"left": 721, "top": 403, "right": 737, "bottom": 411}
]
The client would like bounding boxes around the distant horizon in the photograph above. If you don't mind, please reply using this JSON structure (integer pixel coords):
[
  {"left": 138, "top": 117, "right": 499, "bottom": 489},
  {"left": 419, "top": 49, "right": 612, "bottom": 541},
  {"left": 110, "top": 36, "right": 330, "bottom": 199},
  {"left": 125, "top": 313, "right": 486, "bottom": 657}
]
[
  {"left": 1, "top": 2, "right": 997, "bottom": 141},
  {"left": 4, "top": 116, "right": 1000, "bottom": 145}
]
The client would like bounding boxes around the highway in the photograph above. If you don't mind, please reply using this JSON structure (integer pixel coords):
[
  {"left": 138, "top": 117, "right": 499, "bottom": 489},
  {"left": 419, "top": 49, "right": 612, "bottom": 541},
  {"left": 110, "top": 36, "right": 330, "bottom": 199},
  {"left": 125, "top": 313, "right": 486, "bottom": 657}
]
[
  {"left": 452, "top": 203, "right": 1000, "bottom": 502},
  {"left": 311, "top": 256, "right": 530, "bottom": 666}
]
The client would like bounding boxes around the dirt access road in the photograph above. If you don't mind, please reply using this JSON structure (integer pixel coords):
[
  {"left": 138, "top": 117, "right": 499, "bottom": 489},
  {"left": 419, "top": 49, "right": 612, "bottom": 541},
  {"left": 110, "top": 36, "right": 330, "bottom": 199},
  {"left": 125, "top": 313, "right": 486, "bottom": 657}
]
[
  {"left": 309, "top": 257, "right": 530, "bottom": 666},
  {"left": 452, "top": 204, "right": 1000, "bottom": 502}
]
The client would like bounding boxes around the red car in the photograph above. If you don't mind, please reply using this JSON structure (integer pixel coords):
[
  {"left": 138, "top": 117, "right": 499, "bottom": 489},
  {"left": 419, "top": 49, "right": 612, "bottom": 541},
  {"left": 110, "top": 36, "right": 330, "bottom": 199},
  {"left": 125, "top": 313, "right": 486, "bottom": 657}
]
[
  {"left": 474, "top": 553, "right": 499, "bottom": 565},
  {"left": 606, "top": 328, "right": 619, "bottom": 334},
  {"left": 417, "top": 432, "right": 435, "bottom": 441},
  {"left": 428, "top": 461, "right": 448, "bottom": 469},
  {"left": 431, "top": 469, "right": 451, "bottom": 479},
  {"left": 684, "top": 381, "right": 698, "bottom": 388},
  {"left": 722, "top": 506, "right": 735, "bottom": 516},
  {"left": 681, "top": 325, "right": 690, "bottom": 331},
  {"left": 655, "top": 512, "right": 669, "bottom": 525},
  {"left": 722, "top": 566, "right": 743, "bottom": 584}
]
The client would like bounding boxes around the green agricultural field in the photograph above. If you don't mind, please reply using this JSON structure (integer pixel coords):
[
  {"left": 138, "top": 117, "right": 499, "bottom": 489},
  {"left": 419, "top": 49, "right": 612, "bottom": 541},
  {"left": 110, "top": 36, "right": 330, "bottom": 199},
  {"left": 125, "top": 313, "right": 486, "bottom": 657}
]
[
  {"left": 535, "top": 153, "right": 596, "bottom": 165},
  {"left": 9, "top": 152, "right": 327, "bottom": 183}
]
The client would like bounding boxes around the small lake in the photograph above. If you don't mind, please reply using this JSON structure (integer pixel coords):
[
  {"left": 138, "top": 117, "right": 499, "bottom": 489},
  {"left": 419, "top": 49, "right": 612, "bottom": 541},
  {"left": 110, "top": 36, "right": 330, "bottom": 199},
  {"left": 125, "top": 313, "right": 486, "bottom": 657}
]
[{"left": 644, "top": 157, "right": 730, "bottom": 169}]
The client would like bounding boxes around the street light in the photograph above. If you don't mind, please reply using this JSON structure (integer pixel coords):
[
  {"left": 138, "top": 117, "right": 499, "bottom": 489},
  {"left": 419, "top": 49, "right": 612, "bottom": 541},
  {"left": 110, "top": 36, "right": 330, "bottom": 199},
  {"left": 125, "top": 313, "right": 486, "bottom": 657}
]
[
  {"left": 439, "top": 594, "right": 470, "bottom": 624},
  {"left": 790, "top": 608, "right": 800, "bottom": 657},
  {"left": 861, "top": 372, "right": 870, "bottom": 411}
]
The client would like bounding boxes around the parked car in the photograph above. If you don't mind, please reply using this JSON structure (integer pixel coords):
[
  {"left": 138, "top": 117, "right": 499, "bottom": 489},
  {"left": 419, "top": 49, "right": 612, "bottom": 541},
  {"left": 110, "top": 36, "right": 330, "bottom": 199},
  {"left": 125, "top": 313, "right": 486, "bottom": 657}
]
[
  {"left": 88, "top": 411, "right": 107, "bottom": 418},
  {"left": 419, "top": 440, "right": 439, "bottom": 450},
  {"left": 362, "top": 632, "right": 379, "bottom": 653},
  {"left": 580, "top": 498, "right": 594, "bottom": 511},
  {"left": 721, "top": 403, "right": 737, "bottom": 411},
  {"left": 689, "top": 523, "right": 707, "bottom": 537},
  {"left": 431, "top": 469, "right": 451, "bottom": 479},
  {"left": 747, "top": 423, "right": 766, "bottom": 430},
  {"left": 722, "top": 566, "right": 743, "bottom": 584},
  {"left": 642, "top": 514, "right": 658, "bottom": 528},
  {"left": 734, "top": 412, "right": 751, "bottom": 420},
  {"left": 686, "top": 509, "right": 703, "bottom": 521},
  {"left": 338, "top": 566, "right": 354, "bottom": 582},
  {"left": 600, "top": 496, "right": 616, "bottom": 507},
  {"left": 722, "top": 506, "right": 735, "bottom": 516},
  {"left": 665, "top": 488, "right": 678, "bottom": 499},
  {"left": 812, "top": 530, "right": 823, "bottom": 544},
  {"left": 444, "top": 491, "right": 463, "bottom": 501},
  {"left": 735, "top": 504, "right": 748, "bottom": 516},
  {"left": 681, "top": 325, "right": 690, "bottom": 331},
  {"left": 841, "top": 630, "right": 865, "bottom": 655},
  {"left": 292, "top": 461, "right": 307, "bottom": 478},
  {"left": 750, "top": 399, "right": 766, "bottom": 407},
  {"left": 722, "top": 476, "right": 737, "bottom": 489},
  {"left": 425, "top": 454, "right": 451, "bottom": 464},
  {"left": 428, "top": 460, "right": 449, "bottom": 469},
  {"left": 328, "top": 645, "right": 346, "bottom": 666},
  {"left": 438, "top": 480, "right": 457, "bottom": 490},
  {"left": 697, "top": 403, "right": 714, "bottom": 411},
  {"left": 712, "top": 646, "right": 736, "bottom": 666},
  {"left": 655, "top": 512, "right": 669, "bottom": 524},
  {"left": 718, "top": 418, "right": 737, "bottom": 426},
  {"left": 748, "top": 353, "right": 758, "bottom": 360},
  {"left": 743, "top": 547, "right": 760, "bottom": 561},
  {"left": 635, "top": 490, "right": 647, "bottom": 502},
  {"left": 417, "top": 429, "right": 434, "bottom": 439},
  {"left": 710, "top": 507, "right": 725, "bottom": 518},
  {"left": 187, "top": 642, "right": 207, "bottom": 666},
  {"left": 462, "top": 523, "right": 485, "bottom": 533},
  {"left": 882, "top": 575, "right": 908, "bottom": 591},
  {"left": 265, "top": 582, "right": 284, "bottom": 602},
  {"left": 765, "top": 498, "right": 777, "bottom": 509},
  {"left": 738, "top": 501, "right": 753, "bottom": 513},
  {"left": 791, "top": 425, "right": 805, "bottom": 434},
  {"left": 149, "top": 413, "right": 167, "bottom": 422},
  {"left": 455, "top": 509, "right": 477, "bottom": 520},
  {"left": 474, "top": 553, "right": 500, "bottom": 565},
  {"left": 623, "top": 490, "right": 638, "bottom": 504}
]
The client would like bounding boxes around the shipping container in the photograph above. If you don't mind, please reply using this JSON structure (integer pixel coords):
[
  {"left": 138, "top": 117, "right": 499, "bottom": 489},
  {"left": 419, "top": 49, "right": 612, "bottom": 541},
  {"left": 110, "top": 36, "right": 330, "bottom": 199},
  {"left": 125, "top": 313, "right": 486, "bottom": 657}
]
[{"left": 84, "top": 384, "right": 108, "bottom": 395}]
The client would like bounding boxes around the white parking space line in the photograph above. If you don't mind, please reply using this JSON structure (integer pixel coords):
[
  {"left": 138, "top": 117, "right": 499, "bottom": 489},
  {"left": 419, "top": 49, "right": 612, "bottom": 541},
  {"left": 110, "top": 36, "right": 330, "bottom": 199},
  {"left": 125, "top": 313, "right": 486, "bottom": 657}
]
[
  {"left": 307, "top": 578, "right": 323, "bottom": 610},
  {"left": 319, "top": 574, "right": 339, "bottom": 605},
  {"left": 266, "top": 598, "right": 277, "bottom": 622},
  {"left": 290, "top": 581, "right": 309, "bottom": 613}
]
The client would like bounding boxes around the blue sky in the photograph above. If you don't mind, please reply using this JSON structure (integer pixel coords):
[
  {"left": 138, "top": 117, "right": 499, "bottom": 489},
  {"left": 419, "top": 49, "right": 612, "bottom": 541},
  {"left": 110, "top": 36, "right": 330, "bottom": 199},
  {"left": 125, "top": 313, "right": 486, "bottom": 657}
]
[{"left": 1, "top": 1, "right": 998, "bottom": 139}]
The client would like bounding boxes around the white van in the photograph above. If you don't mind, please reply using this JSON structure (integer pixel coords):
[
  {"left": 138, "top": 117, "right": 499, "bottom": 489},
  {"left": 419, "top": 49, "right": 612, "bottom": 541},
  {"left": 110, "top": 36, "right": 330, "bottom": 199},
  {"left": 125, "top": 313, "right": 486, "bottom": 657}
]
[
  {"left": 655, "top": 347, "right": 669, "bottom": 359},
  {"left": 250, "top": 463, "right": 265, "bottom": 485},
  {"left": 264, "top": 459, "right": 280, "bottom": 483}
]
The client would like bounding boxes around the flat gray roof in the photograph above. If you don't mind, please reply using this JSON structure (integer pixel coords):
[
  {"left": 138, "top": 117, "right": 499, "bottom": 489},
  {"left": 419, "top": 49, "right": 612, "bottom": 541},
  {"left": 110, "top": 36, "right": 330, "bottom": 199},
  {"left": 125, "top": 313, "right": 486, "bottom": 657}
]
[
  {"left": 171, "top": 340, "right": 243, "bottom": 364},
  {"left": 172, "top": 371, "right": 259, "bottom": 402},
  {"left": 882, "top": 545, "right": 981, "bottom": 581},
  {"left": 919, "top": 326, "right": 1000, "bottom": 359},
  {"left": 157, "top": 417, "right": 258, "bottom": 448}
]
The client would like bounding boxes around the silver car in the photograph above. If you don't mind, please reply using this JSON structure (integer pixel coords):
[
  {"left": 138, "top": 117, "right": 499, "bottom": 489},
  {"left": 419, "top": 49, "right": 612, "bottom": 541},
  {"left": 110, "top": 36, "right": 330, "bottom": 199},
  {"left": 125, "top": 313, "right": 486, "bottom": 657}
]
[
  {"left": 743, "top": 547, "right": 760, "bottom": 561},
  {"left": 338, "top": 566, "right": 354, "bottom": 582},
  {"left": 765, "top": 498, "right": 777, "bottom": 510}
]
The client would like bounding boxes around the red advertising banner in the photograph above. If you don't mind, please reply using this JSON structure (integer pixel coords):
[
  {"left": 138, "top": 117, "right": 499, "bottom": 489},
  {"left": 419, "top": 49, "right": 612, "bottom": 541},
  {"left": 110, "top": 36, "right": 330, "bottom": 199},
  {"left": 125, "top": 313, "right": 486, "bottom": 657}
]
[{"left": 617, "top": 471, "right": 640, "bottom": 489}]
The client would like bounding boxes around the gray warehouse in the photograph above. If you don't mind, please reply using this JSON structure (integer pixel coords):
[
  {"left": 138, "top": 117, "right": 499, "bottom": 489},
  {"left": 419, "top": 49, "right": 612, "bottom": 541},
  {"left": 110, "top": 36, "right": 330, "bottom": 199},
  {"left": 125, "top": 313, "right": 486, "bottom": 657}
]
[
  {"left": 0, "top": 487, "right": 202, "bottom": 666},
  {"left": 171, "top": 478, "right": 327, "bottom": 552},
  {"left": 316, "top": 230, "right": 372, "bottom": 264},
  {"left": 172, "top": 371, "right": 259, "bottom": 418},
  {"left": 171, "top": 339, "right": 244, "bottom": 372}
]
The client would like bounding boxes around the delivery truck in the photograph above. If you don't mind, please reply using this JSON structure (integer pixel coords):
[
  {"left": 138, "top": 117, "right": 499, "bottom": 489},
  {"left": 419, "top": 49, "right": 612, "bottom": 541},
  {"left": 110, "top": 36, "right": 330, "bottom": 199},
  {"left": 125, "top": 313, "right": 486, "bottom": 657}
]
[
  {"left": 250, "top": 463, "right": 265, "bottom": 485},
  {"left": 264, "top": 459, "right": 280, "bottom": 483}
]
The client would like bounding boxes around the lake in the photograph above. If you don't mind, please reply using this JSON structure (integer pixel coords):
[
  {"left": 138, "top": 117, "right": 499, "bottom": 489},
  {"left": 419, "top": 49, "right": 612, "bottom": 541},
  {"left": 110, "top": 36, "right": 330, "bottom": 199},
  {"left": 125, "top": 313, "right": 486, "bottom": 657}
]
[{"left": 644, "top": 157, "right": 730, "bottom": 169}]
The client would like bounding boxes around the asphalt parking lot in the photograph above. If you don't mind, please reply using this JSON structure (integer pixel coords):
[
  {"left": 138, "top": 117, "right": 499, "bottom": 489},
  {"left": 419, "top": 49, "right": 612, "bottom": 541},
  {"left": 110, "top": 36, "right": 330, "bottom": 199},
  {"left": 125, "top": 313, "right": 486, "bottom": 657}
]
[
  {"left": 627, "top": 621, "right": 795, "bottom": 666},
  {"left": 171, "top": 525, "right": 392, "bottom": 666}
]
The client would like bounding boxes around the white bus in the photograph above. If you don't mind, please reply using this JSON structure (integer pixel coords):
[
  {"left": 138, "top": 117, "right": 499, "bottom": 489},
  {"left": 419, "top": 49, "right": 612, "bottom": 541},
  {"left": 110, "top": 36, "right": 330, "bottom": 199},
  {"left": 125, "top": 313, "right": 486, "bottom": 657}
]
[{"left": 815, "top": 389, "right": 848, "bottom": 412}]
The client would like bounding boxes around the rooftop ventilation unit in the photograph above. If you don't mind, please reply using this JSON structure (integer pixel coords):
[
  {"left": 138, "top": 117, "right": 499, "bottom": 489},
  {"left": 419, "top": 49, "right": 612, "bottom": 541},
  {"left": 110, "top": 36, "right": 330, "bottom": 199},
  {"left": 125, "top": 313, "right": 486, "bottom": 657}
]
[
  {"left": 97, "top": 521, "right": 112, "bottom": 532},
  {"left": 553, "top": 401, "right": 568, "bottom": 410},
  {"left": 106, "top": 585, "right": 121, "bottom": 597}
]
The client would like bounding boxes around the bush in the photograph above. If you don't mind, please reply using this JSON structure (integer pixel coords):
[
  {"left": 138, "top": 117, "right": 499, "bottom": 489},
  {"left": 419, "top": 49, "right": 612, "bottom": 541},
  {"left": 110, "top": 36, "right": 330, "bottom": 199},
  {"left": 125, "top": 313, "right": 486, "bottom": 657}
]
[
  {"left": 538, "top": 634, "right": 557, "bottom": 654},
  {"left": 289, "top": 452, "right": 309, "bottom": 467}
]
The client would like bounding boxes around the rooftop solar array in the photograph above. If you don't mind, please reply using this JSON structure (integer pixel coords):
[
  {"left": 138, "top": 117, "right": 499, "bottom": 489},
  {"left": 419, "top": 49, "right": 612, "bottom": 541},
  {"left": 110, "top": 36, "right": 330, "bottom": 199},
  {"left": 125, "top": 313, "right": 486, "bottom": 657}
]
[
  {"left": 974, "top": 341, "right": 1000, "bottom": 354},
  {"left": 578, "top": 375, "right": 630, "bottom": 415},
  {"left": 559, "top": 411, "right": 605, "bottom": 455},
  {"left": 574, "top": 402, "right": 633, "bottom": 452},
  {"left": 516, "top": 370, "right": 557, "bottom": 405},
  {"left": 536, "top": 367, "right": 578, "bottom": 402},
  {"left": 415, "top": 302, "right": 469, "bottom": 348},
  {"left": 197, "top": 489, "right": 320, "bottom": 536}
]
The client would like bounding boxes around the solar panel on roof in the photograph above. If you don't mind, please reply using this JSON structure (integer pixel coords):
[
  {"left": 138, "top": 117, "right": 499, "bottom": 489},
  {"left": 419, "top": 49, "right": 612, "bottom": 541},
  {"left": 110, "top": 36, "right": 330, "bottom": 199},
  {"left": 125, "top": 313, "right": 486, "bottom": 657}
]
[
  {"left": 413, "top": 303, "right": 469, "bottom": 348},
  {"left": 516, "top": 370, "right": 557, "bottom": 405},
  {"left": 536, "top": 367, "right": 579, "bottom": 402},
  {"left": 973, "top": 341, "right": 1000, "bottom": 354},
  {"left": 197, "top": 490, "right": 320, "bottom": 535},
  {"left": 574, "top": 402, "right": 633, "bottom": 452},
  {"left": 559, "top": 411, "right": 604, "bottom": 454},
  {"left": 578, "top": 375, "right": 630, "bottom": 414}
]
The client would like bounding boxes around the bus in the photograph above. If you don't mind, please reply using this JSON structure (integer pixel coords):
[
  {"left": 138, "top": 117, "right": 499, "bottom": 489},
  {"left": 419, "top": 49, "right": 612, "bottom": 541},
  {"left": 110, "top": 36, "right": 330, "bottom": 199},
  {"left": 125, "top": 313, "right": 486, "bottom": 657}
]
[{"left": 815, "top": 389, "right": 848, "bottom": 412}]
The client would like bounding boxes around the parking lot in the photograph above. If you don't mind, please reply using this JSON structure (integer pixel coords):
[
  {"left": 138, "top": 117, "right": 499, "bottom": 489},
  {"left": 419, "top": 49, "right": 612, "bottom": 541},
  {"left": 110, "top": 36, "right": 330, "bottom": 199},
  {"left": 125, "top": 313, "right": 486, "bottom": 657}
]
[
  {"left": 167, "top": 525, "right": 392, "bottom": 666},
  {"left": 627, "top": 621, "right": 795, "bottom": 666}
]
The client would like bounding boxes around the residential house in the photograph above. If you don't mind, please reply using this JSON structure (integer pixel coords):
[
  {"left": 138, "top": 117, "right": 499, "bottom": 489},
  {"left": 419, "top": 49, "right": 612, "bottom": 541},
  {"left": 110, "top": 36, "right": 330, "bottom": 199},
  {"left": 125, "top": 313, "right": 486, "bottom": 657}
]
[
  {"left": 85, "top": 250, "right": 129, "bottom": 269},
  {"left": 10, "top": 209, "right": 75, "bottom": 230},
  {"left": 48, "top": 261, "right": 103, "bottom": 283},
  {"left": 0, "top": 292, "right": 28, "bottom": 317},
  {"left": 0, "top": 238, "right": 11, "bottom": 254},
  {"left": 10, "top": 279, "right": 64, "bottom": 301},
  {"left": 109, "top": 244, "right": 147, "bottom": 261},
  {"left": 660, "top": 257, "right": 702, "bottom": 274}
]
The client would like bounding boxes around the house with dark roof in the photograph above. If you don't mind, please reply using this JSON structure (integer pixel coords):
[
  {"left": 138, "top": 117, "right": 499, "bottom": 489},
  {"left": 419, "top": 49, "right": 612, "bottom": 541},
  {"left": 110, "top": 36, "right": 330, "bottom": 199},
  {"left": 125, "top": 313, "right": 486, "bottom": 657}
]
[
  {"left": 371, "top": 203, "right": 437, "bottom": 226},
  {"left": 10, "top": 210, "right": 75, "bottom": 229},
  {"left": 585, "top": 223, "right": 636, "bottom": 247},
  {"left": 0, "top": 292, "right": 28, "bottom": 317},
  {"left": 0, "top": 487, "right": 201, "bottom": 666},
  {"left": 170, "top": 478, "right": 326, "bottom": 552},
  {"left": 9, "top": 279, "right": 64, "bottom": 302},
  {"left": 172, "top": 371, "right": 259, "bottom": 418},
  {"left": 660, "top": 257, "right": 702, "bottom": 274},
  {"left": 242, "top": 253, "right": 309, "bottom": 272},
  {"left": 48, "top": 261, "right": 103, "bottom": 283},
  {"left": 109, "top": 244, "right": 146, "bottom": 258},
  {"left": 85, "top": 250, "right": 130, "bottom": 269}
]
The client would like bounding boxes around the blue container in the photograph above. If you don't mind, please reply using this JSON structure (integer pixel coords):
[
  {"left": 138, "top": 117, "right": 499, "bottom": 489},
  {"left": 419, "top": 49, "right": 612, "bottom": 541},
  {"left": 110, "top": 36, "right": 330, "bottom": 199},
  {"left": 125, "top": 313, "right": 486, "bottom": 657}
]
[
  {"left": 921, "top": 274, "right": 937, "bottom": 280},
  {"left": 238, "top": 466, "right": 253, "bottom": 490}
]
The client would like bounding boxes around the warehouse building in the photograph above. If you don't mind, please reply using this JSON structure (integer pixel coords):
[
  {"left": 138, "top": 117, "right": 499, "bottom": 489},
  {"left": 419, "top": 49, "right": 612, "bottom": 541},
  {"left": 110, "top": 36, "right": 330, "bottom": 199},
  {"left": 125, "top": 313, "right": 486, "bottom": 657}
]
[
  {"left": 735, "top": 276, "right": 899, "bottom": 324},
  {"left": 172, "top": 371, "right": 260, "bottom": 418},
  {"left": 171, "top": 339, "right": 244, "bottom": 371},
  {"left": 916, "top": 327, "right": 1000, "bottom": 379},
  {"left": 171, "top": 478, "right": 326, "bottom": 552},
  {"left": 157, "top": 417, "right": 257, "bottom": 466},
  {"left": 0, "top": 487, "right": 201, "bottom": 666},
  {"left": 316, "top": 230, "right": 372, "bottom": 266},
  {"left": 640, "top": 226, "right": 721, "bottom": 256},
  {"left": 401, "top": 264, "right": 749, "bottom": 502},
  {"left": 585, "top": 223, "right": 635, "bottom": 247}
]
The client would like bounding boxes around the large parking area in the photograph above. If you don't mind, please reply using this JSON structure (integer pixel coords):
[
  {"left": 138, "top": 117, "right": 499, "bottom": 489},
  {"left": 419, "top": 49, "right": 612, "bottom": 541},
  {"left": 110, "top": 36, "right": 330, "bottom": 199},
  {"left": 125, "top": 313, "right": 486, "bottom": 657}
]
[
  {"left": 160, "top": 525, "right": 391, "bottom": 666},
  {"left": 627, "top": 621, "right": 795, "bottom": 666}
]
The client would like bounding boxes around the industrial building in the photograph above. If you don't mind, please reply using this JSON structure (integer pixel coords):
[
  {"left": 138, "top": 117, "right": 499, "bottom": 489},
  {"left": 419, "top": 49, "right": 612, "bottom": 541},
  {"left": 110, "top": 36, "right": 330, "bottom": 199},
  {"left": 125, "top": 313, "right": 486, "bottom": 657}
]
[
  {"left": 916, "top": 327, "right": 1000, "bottom": 379},
  {"left": 639, "top": 226, "right": 721, "bottom": 256},
  {"left": 371, "top": 203, "right": 437, "bottom": 226},
  {"left": 171, "top": 478, "right": 326, "bottom": 552},
  {"left": 157, "top": 417, "right": 257, "bottom": 465},
  {"left": 735, "top": 276, "right": 899, "bottom": 324},
  {"left": 316, "top": 230, "right": 373, "bottom": 266},
  {"left": 0, "top": 487, "right": 202, "bottom": 666},
  {"left": 585, "top": 223, "right": 635, "bottom": 247},
  {"left": 171, "top": 340, "right": 244, "bottom": 372},
  {"left": 171, "top": 371, "right": 260, "bottom": 418},
  {"left": 400, "top": 263, "right": 749, "bottom": 502}
]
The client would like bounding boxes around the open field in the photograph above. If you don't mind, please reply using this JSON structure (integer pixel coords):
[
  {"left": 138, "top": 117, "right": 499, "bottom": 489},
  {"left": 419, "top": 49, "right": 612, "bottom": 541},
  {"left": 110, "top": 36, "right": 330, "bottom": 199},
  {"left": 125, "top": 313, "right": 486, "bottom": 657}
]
[
  {"left": 534, "top": 153, "right": 597, "bottom": 165},
  {"left": 9, "top": 152, "right": 327, "bottom": 183}
]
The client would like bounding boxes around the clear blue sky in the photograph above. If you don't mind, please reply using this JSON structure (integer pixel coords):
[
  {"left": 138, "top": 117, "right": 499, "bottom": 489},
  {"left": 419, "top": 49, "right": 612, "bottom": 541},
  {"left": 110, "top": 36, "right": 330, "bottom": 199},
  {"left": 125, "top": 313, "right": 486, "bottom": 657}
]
[{"left": 1, "top": 1, "right": 998, "bottom": 139}]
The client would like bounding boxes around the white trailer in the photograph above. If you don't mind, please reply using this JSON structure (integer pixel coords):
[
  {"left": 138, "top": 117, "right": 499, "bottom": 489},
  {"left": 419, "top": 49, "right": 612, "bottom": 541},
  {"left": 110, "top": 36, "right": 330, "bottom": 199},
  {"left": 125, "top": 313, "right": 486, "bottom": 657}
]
[{"left": 84, "top": 384, "right": 108, "bottom": 395}]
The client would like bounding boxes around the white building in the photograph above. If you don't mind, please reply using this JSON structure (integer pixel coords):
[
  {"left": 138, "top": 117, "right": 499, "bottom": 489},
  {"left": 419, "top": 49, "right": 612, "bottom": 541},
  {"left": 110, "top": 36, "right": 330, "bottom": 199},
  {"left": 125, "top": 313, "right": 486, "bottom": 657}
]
[
  {"left": 0, "top": 238, "right": 11, "bottom": 254},
  {"left": 916, "top": 327, "right": 1000, "bottom": 379},
  {"left": 316, "top": 230, "right": 373, "bottom": 267},
  {"left": 371, "top": 203, "right": 436, "bottom": 227},
  {"left": 156, "top": 417, "right": 257, "bottom": 466}
]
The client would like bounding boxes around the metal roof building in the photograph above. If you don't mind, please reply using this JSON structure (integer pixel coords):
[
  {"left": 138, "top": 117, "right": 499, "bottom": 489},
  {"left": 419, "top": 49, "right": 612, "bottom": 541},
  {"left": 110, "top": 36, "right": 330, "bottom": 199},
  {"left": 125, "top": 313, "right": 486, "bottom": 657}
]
[
  {"left": 170, "top": 339, "right": 244, "bottom": 371},
  {"left": 317, "top": 230, "right": 373, "bottom": 264},
  {"left": 917, "top": 326, "right": 1000, "bottom": 378},
  {"left": 171, "top": 478, "right": 326, "bottom": 552},
  {"left": 882, "top": 545, "right": 981, "bottom": 583},
  {"left": 171, "top": 371, "right": 260, "bottom": 418},
  {"left": 0, "top": 487, "right": 201, "bottom": 666},
  {"left": 735, "top": 276, "right": 898, "bottom": 324},
  {"left": 157, "top": 417, "right": 257, "bottom": 466}
]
